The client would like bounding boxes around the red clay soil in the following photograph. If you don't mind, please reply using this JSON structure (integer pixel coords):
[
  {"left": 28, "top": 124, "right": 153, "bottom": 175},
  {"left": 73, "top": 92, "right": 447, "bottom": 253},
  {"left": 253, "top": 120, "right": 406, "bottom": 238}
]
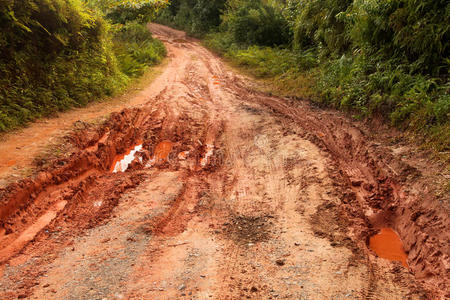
[{"left": 0, "top": 24, "right": 448, "bottom": 299}]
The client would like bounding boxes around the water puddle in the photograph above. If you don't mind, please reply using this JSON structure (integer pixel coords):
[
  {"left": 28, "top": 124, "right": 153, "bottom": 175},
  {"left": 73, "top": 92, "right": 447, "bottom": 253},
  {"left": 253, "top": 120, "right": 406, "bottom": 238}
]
[
  {"left": 6, "top": 160, "right": 16, "bottom": 167},
  {"left": 146, "top": 140, "right": 174, "bottom": 167},
  {"left": 154, "top": 140, "right": 173, "bottom": 161},
  {"left": 110, "top": 144, "right": 143, "bottom": 173},
  {"left": 369, "top": 228, "right": 408, "bottom": 268},
  {"left": 178, "top": 151, "right": 190, "bottom": 160},
  {"left": 200, "top": 144, "right": 214, "bottom": 167}
]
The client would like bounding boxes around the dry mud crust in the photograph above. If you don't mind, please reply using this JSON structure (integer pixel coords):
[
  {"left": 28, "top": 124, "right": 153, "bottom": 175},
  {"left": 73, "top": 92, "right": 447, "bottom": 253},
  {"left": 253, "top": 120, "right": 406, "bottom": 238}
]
[{"left": 0, "top": 23, "right": 448, "bottom": 299}]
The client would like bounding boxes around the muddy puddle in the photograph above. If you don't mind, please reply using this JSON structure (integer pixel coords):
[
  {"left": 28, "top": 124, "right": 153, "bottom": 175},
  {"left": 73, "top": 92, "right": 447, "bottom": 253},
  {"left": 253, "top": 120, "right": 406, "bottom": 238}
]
[
  {"left": 111, "top": 144, "right": 143, "bottom": 173},
  {"left": 154, "top": 140, "right": 174, "bottom": 161},
  {"left": 108, "top": 136, "right": 213, "bottom": 173},
  {"left": 369, "top": 228, "right": 408, "bottom": 268},
  {"left": 199, "top": 144, "right": 214, "bottom": 167},
  {"left": 178, "top": 151, "right": 189, "bottom": 160},
  {"left": 146, "top": 140, "right": 174, "bottom": 167}
]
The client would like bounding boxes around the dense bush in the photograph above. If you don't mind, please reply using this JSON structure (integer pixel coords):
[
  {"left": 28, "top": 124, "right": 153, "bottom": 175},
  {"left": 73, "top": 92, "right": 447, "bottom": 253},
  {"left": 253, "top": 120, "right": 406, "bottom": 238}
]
[
  {"left": 0, "top": 0, "right": 167, "bottom": 132},
  {"left": 220, "top": 0, "right": 290, "bottom": 47},
  {"left": 344, "top": 0, "right": 449, "bottom": 76},
  {"left": 0, "top": 0, "right": 127, "bottom": 131},
  {"left": 157, "top": 0, "right": 226, "bottom": 36},
  {"left": 113, "top": 21, "right": 167, "bottom": 77},
  {"left": 284, "top": 0, "right": 352, "bottom": 55},
  {"left": 106, "top": 3, "right": 161, "bottom": 24},
  {"left": 313, "top": 0, "right": 449, "bottom": 138}
]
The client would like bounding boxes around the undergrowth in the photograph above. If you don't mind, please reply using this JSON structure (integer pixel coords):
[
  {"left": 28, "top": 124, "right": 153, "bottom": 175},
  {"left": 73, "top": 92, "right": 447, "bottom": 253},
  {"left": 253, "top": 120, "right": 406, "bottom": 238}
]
[
  {"left": 113, "top": 22, "right": 167, "bottom": 77},
  {"left": 0, "top": 0, "right": 167, "bottom": 133}
]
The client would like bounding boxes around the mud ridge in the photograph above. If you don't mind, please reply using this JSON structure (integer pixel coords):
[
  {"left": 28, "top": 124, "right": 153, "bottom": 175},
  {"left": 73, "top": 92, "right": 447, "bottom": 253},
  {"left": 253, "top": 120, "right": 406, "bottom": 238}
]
[{"left": 229, "top": 78, "right": 449, "bottom": 298}]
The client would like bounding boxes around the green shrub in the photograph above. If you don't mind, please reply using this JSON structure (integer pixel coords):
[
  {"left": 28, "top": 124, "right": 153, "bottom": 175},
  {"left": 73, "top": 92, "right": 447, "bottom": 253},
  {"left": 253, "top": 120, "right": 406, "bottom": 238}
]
[
  {"left": 0, "top": 0, "right": 167, "bottom": 132},
  {"left": 220, "top": 0, "right": 290, "bottom": 47},
  {"left": 344, "top": 0, "right": 449, "bottom": 76},
  {"left": 284, "top": 0, "right": 352, "bottom": 55},
  {"left": 157, "top": 0, "right": 226, "bottom": 36},
  {"left": 113, "top": 21, "right": 167, "bottom": 77},
  {"left": 223, "top": 46, "right": 317, "bottom": 77},
  {"left": 0, "top": 0, "right": 127, "bottom": 132}
]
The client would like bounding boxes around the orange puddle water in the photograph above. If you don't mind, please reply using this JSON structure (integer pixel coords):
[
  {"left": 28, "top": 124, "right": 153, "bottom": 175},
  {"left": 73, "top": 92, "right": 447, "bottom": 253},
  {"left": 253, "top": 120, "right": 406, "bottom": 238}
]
[
  {"left": 369, "top": 228, "right": 408, "bottom": 268},
  {"left": 199, "top": 144, "right": 214, "bottom": 167},
  {"left": 154, "top": 140, "right": 173, "bottom": 161},
  {"left": 110, "top": 143, "right": 143, "bottom": 173},
  {"left": 146, "top": 140, "right": 174, "bottom": 167},
  {"left": 178, "top": 151, "right": 189, "bottom": 160}
]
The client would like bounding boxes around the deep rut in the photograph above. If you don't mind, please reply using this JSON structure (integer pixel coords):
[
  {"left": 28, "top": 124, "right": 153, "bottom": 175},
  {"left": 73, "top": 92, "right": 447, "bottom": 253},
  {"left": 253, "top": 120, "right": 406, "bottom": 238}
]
[{"left": 0, "top": 24, "right": 448, "bottom": 299}]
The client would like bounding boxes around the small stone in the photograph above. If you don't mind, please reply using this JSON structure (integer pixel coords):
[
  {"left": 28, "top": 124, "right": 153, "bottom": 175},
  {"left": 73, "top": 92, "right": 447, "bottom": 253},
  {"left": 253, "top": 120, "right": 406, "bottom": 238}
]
[
  {"left": 250, "top": 286, "right": 258, "bottom": 292},
  {"left": 275, "top": 259, "right": 285, "bottom": 266},
  {"left": 178, "top": 284, "right": 186, "bottom": 291}
]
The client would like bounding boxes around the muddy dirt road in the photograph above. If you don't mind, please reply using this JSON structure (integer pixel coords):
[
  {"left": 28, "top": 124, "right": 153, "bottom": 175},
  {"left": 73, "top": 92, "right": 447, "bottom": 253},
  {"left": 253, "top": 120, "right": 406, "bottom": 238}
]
[{"left": 0, "top": 24, "right": 448, "bottom": 299}]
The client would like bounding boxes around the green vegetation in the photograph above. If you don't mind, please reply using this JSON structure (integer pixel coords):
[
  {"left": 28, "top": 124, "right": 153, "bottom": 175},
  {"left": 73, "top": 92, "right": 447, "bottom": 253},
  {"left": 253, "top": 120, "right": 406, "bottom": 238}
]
[
  {"left": 0, "top": 0, "right": 167, "bottom": 132},
  {"left": 157, "top": 0, "right": 225, "bottom": 37},
  {"left": 112, "top": 22, "right": 166, "bottom": 77},
  {"left": 160, "top": 0, "right": 449, "bottom": 152}
]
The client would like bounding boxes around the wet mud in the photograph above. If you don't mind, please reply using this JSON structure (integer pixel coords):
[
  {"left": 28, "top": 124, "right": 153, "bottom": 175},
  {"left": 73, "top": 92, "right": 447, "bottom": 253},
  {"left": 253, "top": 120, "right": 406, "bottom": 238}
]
[
  {"left": 369, "top": 228, "right": 409, "bottom": 268},
  {"left": 0, "top": 23, "right": 447, "bottom": 299},
  {"left": 228, "top": 82, "right": 449, "bottom": 298}
]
